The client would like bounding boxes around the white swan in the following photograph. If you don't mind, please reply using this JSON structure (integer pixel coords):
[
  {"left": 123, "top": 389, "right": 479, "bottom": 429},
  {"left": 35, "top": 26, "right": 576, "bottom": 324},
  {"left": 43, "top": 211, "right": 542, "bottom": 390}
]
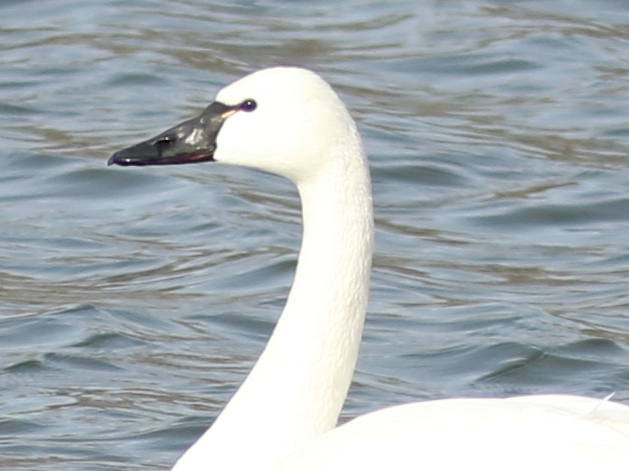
[{"left": 108, "top": 67, "right": 629, "bottom": 471}]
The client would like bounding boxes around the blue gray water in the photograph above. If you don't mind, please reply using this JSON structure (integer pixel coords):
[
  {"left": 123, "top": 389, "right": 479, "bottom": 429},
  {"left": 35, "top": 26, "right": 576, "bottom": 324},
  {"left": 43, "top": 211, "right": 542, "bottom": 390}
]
[{"left": 2, "top": 0, "right": 629, "bottom": 469}]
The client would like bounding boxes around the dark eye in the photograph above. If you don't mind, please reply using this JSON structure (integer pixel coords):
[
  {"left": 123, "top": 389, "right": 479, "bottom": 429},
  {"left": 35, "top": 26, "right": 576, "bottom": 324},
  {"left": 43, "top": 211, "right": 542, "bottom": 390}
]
[{"left": 240, "top": 99, "right": 257, "bottom": 112}]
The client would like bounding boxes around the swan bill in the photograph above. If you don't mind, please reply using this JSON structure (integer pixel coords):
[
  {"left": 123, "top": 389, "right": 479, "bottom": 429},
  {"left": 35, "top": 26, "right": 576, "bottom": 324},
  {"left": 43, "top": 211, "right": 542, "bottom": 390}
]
[{"left": 107, "top": 101, "right": 233, "bottom": 167}]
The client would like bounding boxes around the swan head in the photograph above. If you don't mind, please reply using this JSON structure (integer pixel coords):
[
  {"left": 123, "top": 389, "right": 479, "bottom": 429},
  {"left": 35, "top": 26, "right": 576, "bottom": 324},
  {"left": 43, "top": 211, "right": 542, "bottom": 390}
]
[{"left": 108, "top": 67, "right": 360, "bottom": 183}]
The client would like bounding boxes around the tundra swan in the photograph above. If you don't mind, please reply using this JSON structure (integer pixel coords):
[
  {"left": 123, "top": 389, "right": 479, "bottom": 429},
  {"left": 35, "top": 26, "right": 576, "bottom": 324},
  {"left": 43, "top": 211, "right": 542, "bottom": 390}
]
[{"left": 108, "top": 67, "right": 629, "bottom": 471}]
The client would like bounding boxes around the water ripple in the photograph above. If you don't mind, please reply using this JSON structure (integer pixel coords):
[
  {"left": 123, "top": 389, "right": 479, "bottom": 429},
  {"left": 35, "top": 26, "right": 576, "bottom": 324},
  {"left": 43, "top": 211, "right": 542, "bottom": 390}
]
[{"left": 1, "top": 0, "right": 629, "bottom": 469}]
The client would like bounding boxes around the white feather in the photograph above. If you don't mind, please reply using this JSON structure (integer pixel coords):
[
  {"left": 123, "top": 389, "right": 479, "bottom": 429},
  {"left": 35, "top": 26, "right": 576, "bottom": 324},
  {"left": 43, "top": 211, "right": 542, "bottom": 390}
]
[{"left": 128, "top": 67, "right": 629, "bottom": 471}]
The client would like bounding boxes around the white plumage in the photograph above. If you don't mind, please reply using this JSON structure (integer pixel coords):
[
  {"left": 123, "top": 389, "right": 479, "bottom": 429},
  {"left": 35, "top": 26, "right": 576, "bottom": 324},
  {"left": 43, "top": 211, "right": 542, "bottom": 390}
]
[{"left": 111, "top": 67, "right": 629, "bottom": 471}]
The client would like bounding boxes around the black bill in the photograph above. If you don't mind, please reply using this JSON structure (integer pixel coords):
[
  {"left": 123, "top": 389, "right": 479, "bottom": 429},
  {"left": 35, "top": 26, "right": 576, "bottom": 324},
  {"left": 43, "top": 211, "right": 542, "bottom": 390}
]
[{"left": 107, "top": 101, "right": 233, "bottom": 167}]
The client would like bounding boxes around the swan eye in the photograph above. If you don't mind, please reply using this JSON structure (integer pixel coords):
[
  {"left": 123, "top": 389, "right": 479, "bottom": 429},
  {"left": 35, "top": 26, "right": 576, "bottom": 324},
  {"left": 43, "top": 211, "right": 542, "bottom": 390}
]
[{"left": 239, "top": 99, "right": 257, "bottom": 112}]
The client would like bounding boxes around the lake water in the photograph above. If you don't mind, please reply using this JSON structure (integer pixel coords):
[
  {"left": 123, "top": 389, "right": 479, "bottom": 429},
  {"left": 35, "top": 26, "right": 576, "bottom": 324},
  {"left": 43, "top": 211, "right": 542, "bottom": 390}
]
[{"left": 2, "top": 0, "right": 629, "bottom": 469}]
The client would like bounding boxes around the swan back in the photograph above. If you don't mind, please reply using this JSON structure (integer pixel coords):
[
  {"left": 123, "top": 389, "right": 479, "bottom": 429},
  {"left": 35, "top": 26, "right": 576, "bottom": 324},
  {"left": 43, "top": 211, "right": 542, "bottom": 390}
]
[{"left": 274, "top": 395, "right": 629, "bottom": 470}]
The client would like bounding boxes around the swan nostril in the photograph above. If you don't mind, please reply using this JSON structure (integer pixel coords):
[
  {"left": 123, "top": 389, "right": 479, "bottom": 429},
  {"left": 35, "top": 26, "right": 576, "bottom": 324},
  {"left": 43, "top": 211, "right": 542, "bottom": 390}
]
[{"left": 154, "top": 137, "right": 174, "bottom": 152}]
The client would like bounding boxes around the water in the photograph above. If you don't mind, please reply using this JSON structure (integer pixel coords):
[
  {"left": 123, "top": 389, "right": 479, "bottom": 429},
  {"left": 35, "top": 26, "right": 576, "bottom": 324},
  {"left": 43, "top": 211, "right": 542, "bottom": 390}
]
[{"left": 2, "top": 0, "right": 629, "bottom": 469}]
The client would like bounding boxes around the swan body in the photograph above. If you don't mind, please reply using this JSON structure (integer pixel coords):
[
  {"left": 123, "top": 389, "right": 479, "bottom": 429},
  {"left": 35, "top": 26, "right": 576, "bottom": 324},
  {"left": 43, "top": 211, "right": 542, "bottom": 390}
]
[
  {"left": 275, "top": 395, "right": 629, "bottom": 470},
  {"left": 109, "top": 67, "right": 629, "bottom": 470}
]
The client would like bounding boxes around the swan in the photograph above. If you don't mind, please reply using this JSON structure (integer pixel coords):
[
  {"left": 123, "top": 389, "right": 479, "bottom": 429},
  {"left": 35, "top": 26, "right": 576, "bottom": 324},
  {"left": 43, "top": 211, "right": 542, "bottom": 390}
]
[{"left": 108, "top": 67, "right": 629, "bottom": 470}]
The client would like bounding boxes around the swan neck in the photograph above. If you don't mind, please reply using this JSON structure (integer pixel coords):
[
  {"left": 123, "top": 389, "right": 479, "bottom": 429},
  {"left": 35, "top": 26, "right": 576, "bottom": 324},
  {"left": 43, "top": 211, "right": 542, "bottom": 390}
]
[{"left": 172, "top": 120, "right": 373, "bottom": 471}]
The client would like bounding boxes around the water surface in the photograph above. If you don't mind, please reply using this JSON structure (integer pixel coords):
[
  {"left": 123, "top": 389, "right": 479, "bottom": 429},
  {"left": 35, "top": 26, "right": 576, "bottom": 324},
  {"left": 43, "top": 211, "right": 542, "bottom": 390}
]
[{"left": 2, "top": 0, "right": 629, "bottom": 469}]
